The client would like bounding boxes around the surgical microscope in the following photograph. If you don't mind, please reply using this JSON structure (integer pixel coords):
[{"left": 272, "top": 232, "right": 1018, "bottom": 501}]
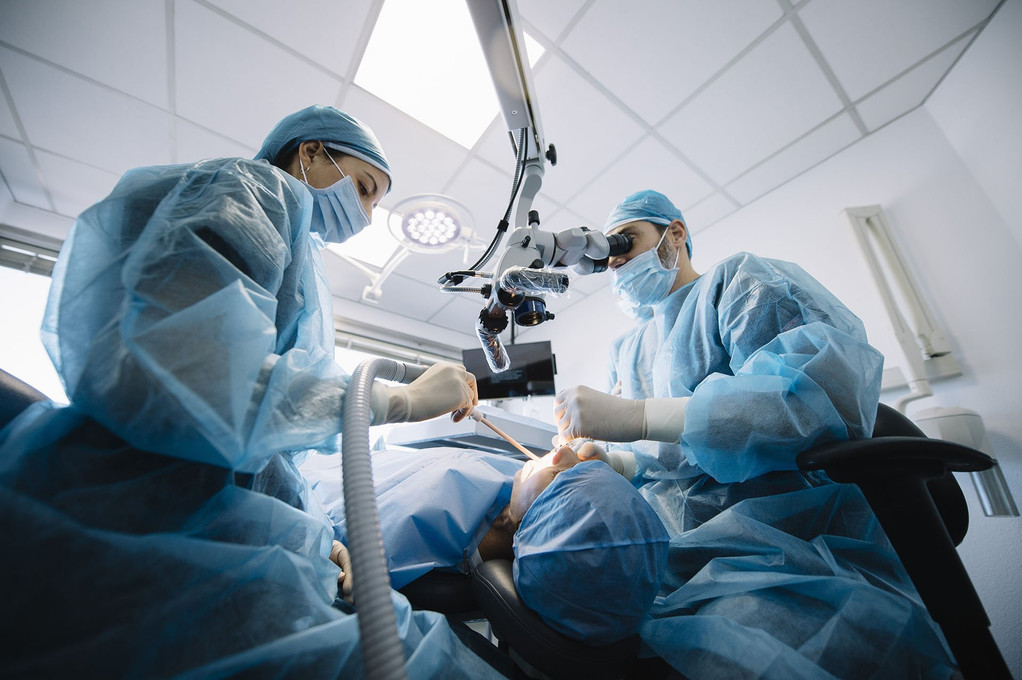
[{"left": 438, "top": 1, "right": 634, "bottom": 374}]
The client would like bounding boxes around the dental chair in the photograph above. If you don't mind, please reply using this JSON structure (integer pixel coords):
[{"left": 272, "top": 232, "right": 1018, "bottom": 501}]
[
  {"left": 5, "top": 367, "right": 1007, "bottom": 680},
  {"left": 398, "top": 564, "right": 642, "bottom": 680},
  {"left": 405, "top": 403, "right": 1011, "bottom": 680},
  {"left": 796, "top": 403, "right": 1011, "bottom": 680}
]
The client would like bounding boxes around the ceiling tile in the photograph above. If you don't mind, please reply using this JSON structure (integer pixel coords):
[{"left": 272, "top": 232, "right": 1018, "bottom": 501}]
[
  {"left": 321, "top": 249, "right": 377, "bottom": 302},
  {"left": 174, "top": 0, "right": 343, "bottom": 149},
  {"left": 205, "top": 0, "right": 372, "bottom": 77},
  {"left": 342, "top": 87, "right": 469, "bottom": 209},
  {"left": 428, "top": 295, "right": 488, "bottom": 335},
  {"left": 568, "top": 133, "right": 714, "bottom": 227},
  {"left": 444, "top": 157, "right": 515, "bottom": 241},
  {"left": 517, "top": 0, "right": 588, "bottom": 41},
  {"left": 0, "top": 137, "right": 47, "bottom": 209},
  {"left": 174, "top": 119, "right": 259, "bottom": 165},
  {"left": 35, "top": 150, "right": 121, "bottom": 218},
  {"left": 726, "top": 113, "right": 861, "bottom": 204},
  {"left": 474, "top": 119, "right": 523, "bottom": 172},
  {"left": 566, "top": 270, "right": 610, "bottom": 296},
  {"left": 527, "top": 55, "right": 646, "bottom": 200},
  {"left": 0, "top": 176, "right": 12, "bottom": 214},
  {"left": 389, "top": 245, "right": 484, "bottom": 289},
  {"left": 361, "top": 271, "right": 452, "bottom": 322},
  {"left": 543, "top": 205, "right": 599, "bottom": 238},
  {"left": 856, "top": 40, "right": 970, "bottom": 131},
  {"left": 683, "top": 191, "right": 738, "bottom": 233},
  {"left": 659, "top": 23, "right": 844, "bottom": 185},
  {"left": 560, "top": 0, "right": 782, "bottom": 125},
  {"left": 800, "top": 0, "right": 1000, "bottom": 100},
  {"left": 0, "top": 91, "right": 19, "bottom": 138},
  {"left": 0, "top": 48, "right": 175, "bottom": 173},
  {"left": 0, "top": 0, "right": 169, "bottom": 107},
  {"left": 332, "top": 294, "right": 478, "bottom": 350}
]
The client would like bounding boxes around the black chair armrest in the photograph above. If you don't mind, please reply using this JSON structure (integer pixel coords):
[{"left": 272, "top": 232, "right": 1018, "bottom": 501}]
[
  {"left": 797, "top": 435, "right": 1011, "bottom": 679},
  {"left": 471, "top": 559, "right": 640, "bottom": 680},
  {"left": 797, "top": 436, "right": 995, "bottom": 476}
]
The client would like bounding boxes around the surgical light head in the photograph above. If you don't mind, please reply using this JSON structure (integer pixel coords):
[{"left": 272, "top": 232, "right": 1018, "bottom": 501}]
[
  {"left": 605, "top": 189, "right": 691, "bottom": 257},
  {"left": 254, "top": 105, "right": 392, "bottom": 193},
  {"left": 513, "top": 460, "right": 670, "bottom": 645}
]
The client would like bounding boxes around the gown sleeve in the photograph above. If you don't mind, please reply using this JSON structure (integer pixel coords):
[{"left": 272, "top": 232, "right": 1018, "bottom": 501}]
[
  {"left": 44, "top": 158, "right": 350, "bottom": 472},
  {"left": 681, "top": 258, "right": 884, "bottom": 483}
]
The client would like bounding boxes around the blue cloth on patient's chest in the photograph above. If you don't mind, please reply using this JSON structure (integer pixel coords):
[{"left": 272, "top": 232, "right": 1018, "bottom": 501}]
[{"left": 305, "top": 447, "right": 523, "bottom": 589}]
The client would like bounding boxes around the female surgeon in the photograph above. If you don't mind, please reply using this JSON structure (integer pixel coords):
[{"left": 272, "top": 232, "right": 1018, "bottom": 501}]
[{"left": 0, "top": 106, "right": 498, "bottom": 678}]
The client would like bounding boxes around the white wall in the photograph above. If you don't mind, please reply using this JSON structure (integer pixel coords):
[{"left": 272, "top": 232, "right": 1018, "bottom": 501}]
[
  {"left": 927, "top": 0, "right": 1022, "bottom": 254},
  {"left": 535, "top": 1, "right": 1022, "bottom": 673}
]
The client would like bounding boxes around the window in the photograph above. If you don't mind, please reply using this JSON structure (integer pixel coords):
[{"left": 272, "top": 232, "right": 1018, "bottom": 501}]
[{"left": 0, "top": 266, "right": 67, "bottom": 403}]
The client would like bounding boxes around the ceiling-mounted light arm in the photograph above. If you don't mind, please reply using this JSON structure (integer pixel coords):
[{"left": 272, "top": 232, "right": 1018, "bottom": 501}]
[{"left": 466, "top": 0, "right": 549, "bottom": 227}]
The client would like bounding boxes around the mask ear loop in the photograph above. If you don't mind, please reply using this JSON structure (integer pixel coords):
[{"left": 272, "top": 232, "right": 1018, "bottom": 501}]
[
  {"left": 655, "top": 225, "right": 681, "bottom": 269},
  {"left": 299, "top": 144, "right": 348, "bottom": 185},
  {"left": 322, "top": 146, "right": 348, "bottom": 180}
]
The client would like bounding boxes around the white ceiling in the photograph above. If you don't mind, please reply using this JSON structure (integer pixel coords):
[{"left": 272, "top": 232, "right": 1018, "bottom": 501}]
[{"left": 0, "top": 0, "right": 1003, "bottom": 350}]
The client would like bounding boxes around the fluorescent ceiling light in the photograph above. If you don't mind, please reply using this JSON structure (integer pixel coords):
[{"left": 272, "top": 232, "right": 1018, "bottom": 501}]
[
  {"left": 356, "top": 0, "right": 544, "bottom": 149},
  {"left": 326, "top": 207, "right": 401, "bottom": 268}
]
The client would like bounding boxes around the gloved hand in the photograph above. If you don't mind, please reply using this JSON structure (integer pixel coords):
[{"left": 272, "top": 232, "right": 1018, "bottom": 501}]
[
  {"left": 573, "top": 440, "right": 609, "bottom": 465},
  {"left": 573, "top": 440, "right": 637, "bottom": 481},
  {"left": 371, "top": 361, "right": 478, "bottom": 424},
  {"left": 330, "top": 540, "right": 353, "bottom": 604},
  {"left": 554, "top": 385, "right": 645, "bottom": 442},
  {"left": 554, "top": 385, "right": 690, "bottom": 444}
]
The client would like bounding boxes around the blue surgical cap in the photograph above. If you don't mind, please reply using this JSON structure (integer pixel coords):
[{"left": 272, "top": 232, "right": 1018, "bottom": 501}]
[
  {"left": 605, "top": 189, "right": 691, "bottom": 257},
  {"left": 254, "top": 105, "right": 392, "bottom": 192},
  {"left": 513, "top": 461, "right": 669, "bottom": 645}
]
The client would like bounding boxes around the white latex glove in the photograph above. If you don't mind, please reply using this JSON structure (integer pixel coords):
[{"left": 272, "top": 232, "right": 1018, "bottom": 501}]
[
  {"left": 553, "top": 385, "right": 689, "bottom": 444},
  {"left": 370, "top": 361, "right": 478, "bottom": 424},
  {"left": 554, "top": 385, "right": 645, "bottom": 442},
  {"left": 330, "top": 540, "right": 353, "bottom": 604},
  {"left": 574, "top": 440, "right": 637, "bottom": 481}
]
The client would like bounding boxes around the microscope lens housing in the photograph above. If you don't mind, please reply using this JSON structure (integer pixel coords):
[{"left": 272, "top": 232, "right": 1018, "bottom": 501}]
[{"left": 515, "top": 297, "right": 548, "bottom": 326}]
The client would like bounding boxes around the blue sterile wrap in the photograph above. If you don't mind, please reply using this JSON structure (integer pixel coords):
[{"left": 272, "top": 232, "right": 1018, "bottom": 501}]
[
  {"left": 513, "top": 460, "right": 670, "bottom": 646},
  {"left": 307, "top": 448, "right": 523, "bottom": 589},
  {"left": 42, "top": 158, "right": 347, "bottom": 474},
  {"left": 0, "top": 405, "right": 503, "bottom": 679}
]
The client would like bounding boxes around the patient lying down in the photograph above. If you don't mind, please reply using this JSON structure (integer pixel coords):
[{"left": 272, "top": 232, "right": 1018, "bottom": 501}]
[{"left": 305, "top": 446, "right": 669, "bottom": 645}]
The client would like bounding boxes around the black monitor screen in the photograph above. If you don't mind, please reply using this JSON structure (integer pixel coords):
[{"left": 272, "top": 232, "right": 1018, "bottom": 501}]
[{"left": 461, "top": 341, "right": 557, "bottom": 400}]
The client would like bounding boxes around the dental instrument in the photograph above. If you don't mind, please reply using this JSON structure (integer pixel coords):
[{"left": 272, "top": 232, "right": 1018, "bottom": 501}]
[{"left": 468, "top": 409, "right": 541, "bottom": 460}]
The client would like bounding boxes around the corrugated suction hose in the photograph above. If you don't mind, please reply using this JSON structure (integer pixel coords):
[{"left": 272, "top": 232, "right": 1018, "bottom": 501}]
[{"left": 342, "top": 358, "right": 426, "bottom": 680}]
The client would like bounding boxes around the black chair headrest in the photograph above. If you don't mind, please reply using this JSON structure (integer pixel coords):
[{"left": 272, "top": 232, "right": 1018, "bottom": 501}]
[
  {"left": 0, "top": 368, "right": 49, "bottom": 430},
  {"left": 471, "top": 559, "right": 640, "bottom": 680}
]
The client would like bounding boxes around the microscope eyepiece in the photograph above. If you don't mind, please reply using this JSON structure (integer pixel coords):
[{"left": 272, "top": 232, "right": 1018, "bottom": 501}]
[{"left": 606, "top": 232, "right": 633, "bottom": 256}]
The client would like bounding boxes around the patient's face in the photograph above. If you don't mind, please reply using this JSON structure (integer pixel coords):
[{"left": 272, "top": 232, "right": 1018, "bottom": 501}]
[{"left": 508, "top": 446, "right": 581, "bottom": 525}]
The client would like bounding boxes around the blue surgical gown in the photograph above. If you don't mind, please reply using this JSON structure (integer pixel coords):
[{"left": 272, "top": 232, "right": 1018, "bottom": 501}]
[
  {"left": 0, "top": 158, "right": 503, "bottom": 679},
  {"left": 608, "top": 253, "right": 957, "bottom": 678}
]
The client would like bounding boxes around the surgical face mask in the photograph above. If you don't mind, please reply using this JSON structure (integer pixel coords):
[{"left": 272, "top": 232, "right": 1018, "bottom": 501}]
[
  {"left": 300, "top": 150, "right": 371, "bottom": 243},
  {"left": 617, "top": 299, "right": 654, "bottom": 321},
  {"left": 611, "top": 227, "right": 680, "bottom": 309}
]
